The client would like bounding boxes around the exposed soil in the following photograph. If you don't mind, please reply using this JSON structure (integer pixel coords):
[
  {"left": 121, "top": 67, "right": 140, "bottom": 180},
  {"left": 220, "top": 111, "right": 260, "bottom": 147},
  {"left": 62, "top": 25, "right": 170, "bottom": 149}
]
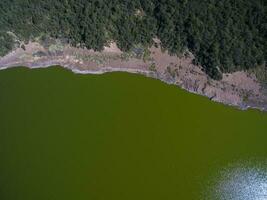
[{"left": 0, "top": 39, "right": 266, "bottom": 111}]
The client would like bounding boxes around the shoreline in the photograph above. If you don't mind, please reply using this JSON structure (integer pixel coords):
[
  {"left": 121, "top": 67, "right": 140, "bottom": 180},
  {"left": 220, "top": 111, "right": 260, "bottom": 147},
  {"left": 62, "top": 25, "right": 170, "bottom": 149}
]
[
  {"left": 0, "top": 41, "right": 266, "bottom": 112},
  {"left": 1, "top": 64, "right": 265, "bottom": 112}
]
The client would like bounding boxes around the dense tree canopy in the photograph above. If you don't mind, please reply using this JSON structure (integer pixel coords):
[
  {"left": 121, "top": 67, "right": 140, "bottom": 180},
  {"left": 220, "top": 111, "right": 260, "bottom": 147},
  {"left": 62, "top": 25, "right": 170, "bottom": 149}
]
[{"left": 0, "top": 0, "right": 266, "bottom": 79}]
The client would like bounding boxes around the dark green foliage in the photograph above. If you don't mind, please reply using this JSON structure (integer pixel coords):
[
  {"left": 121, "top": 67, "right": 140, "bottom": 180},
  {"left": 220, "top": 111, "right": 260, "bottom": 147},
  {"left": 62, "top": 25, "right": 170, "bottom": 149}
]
[
  {"left": 0, "top": 0, "right": 266, "bottom": 79},
  {"left": 0, "top": 32, "right": 14, "bottom": 56}
]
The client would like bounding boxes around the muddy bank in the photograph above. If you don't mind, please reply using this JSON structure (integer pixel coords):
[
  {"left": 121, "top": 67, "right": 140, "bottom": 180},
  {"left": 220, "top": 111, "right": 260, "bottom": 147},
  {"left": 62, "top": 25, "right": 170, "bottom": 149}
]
[{"left": 0, "top": 40, "right": 266, "bottom": 111}]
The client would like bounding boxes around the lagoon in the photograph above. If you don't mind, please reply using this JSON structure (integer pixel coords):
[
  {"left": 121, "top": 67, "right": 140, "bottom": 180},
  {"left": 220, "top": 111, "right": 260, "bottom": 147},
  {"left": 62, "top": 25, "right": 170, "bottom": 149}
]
[{"left": 0, "top": 67, "right": 266, "bottom": 200}]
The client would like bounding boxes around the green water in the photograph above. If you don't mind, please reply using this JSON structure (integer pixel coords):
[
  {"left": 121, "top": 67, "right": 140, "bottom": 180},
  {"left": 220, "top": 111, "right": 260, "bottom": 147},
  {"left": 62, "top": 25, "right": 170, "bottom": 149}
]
[{"left": 0, "top": 67, "right": 266, "bottom": 200}]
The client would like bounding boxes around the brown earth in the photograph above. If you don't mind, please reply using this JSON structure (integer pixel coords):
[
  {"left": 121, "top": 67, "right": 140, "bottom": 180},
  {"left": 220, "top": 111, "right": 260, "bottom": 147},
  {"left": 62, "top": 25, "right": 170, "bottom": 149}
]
[{"left": 0, "top": 39, "right": 266, "bottom": 111}]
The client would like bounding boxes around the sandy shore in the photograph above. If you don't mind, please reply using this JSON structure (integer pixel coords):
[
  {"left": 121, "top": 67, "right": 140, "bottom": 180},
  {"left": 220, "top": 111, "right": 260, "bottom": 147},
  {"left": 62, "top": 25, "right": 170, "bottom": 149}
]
[{"left": 0, "top": 40, "right": 266, "bottom": 111}]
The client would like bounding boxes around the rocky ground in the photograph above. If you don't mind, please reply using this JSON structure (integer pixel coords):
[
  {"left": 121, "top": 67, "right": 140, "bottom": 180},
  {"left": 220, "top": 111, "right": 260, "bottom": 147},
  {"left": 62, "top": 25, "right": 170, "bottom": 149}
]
[{"left": 0, "top": 39, "right": 266, "bottom": 111}]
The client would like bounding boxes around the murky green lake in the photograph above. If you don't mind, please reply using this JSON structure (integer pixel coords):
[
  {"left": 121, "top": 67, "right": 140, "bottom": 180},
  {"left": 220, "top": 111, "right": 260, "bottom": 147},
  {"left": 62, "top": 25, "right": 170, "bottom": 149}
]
[{"left": 0, "top": 67, "right": 266, "bottom": 200}]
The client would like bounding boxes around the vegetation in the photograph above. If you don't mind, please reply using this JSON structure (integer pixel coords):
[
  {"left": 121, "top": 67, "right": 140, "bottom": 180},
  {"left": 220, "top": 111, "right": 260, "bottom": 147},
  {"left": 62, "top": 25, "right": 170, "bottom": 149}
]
[
  {"left": 0, "top": 0, "right": 266, "bottom": 79},
  {"left": 248, "top": 65, "right": 267, "bottom": 83}
]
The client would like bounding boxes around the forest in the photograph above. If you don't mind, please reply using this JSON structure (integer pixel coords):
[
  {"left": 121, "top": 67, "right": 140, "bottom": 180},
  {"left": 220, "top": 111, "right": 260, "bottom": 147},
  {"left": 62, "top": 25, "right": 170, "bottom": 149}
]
[{"left": 0, "top": 0, "right": 266, "bottom": 79}]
